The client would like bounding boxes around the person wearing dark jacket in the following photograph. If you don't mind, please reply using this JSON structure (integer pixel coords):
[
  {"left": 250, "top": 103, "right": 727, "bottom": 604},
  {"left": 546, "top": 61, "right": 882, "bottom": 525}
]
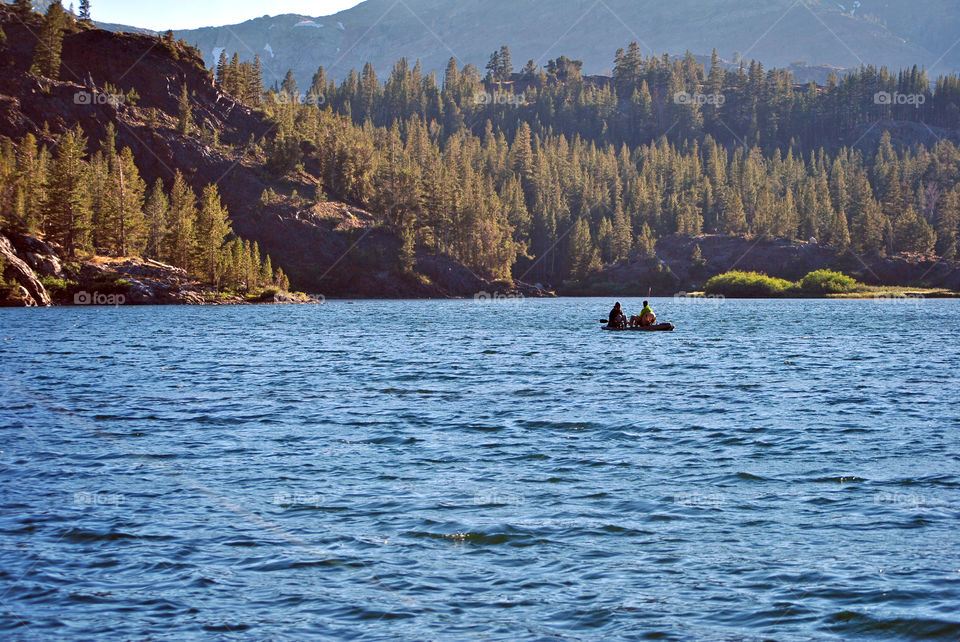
[{"left": 608, "top": 302, "right": 627, "bottom": 328}]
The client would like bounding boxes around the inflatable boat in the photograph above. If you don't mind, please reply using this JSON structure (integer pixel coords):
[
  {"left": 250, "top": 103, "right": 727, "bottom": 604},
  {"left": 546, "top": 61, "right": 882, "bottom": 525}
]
[{"left": 602, "top": 322, "right": 675, "bottom": 332}]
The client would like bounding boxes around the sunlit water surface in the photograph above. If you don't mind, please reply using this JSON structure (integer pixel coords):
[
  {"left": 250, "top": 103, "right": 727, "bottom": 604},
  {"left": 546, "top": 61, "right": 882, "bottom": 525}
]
[{"left": 1, "top": 298, "right": 959, "bottom": 639}]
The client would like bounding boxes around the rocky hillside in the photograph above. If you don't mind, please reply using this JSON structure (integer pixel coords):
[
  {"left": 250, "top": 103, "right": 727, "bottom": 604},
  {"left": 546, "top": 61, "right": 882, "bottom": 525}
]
[
  {"left": 171, "top": 0, "right": 960, "bottom": 88},
  {"left": 0, "top": 4, "right": 544, "bottom": 300}
]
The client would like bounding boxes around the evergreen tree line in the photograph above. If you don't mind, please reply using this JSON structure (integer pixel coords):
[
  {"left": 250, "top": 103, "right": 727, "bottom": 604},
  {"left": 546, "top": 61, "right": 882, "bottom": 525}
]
[
  {"left": 248, "top": 74, "right": 960, "bottom": 283},
  {"left": 215, "top": 50, "right": 264, "bottom": 106},
  {"left": 268, "top": 46, "right": 960, "bottom": 154},
  {"left": 0, "top": 124, "right": 290, "bottom": 292}
]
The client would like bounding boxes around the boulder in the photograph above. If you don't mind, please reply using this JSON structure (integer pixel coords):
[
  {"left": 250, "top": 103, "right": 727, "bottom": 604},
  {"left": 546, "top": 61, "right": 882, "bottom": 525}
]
[
  {"left": 125, "top": 280, "right": 158, "bottom": 304},
  {"left": 4, "top": 232, "right": 63, "bottom": 277},
  {"left": 0, "top": 234, "right": 51, "bottom": 306}
]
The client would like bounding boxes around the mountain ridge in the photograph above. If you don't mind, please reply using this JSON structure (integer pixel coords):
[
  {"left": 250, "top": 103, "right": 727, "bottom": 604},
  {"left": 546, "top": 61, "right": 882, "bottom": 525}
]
[
  {"left": 170, "top": 0, "right": 960, "bottom": 89},
  {"left": 9, "top": 1, "right": 959, "bottom": 89}
]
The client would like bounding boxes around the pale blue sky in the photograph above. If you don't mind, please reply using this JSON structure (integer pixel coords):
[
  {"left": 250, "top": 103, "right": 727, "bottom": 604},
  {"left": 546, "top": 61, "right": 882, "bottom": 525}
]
[{"left": 85, "top": 1, "right": 365, "bottom": 30}]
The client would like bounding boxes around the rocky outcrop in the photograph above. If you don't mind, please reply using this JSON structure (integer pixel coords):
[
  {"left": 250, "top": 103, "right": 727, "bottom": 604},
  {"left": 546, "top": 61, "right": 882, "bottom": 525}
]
[
  {"left": 4, "top": 231, "right": 63, "bottom": 278},
  {"left": 0, "top": 231, "right": 304, "bottom": 307},
  {"left": 860, "top": 253, "right": 960, "bottom": 290},
  {"left": 0, "top": 233, "right": 50, "bottom": 306},
  {"left": 71, "top": 258, "right": 210, "bottom": 305}
]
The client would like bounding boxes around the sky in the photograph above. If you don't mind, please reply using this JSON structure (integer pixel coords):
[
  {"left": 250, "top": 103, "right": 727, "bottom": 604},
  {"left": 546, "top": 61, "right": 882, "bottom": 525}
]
[{"left": 84, "top": 0, "right": 366, "bottom": 30}]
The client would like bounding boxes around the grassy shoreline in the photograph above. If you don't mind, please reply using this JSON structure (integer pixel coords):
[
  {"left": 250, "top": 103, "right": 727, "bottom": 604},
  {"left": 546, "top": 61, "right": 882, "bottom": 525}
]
[
  {"left": 700, "top": 270, "right": 960, "bottom": 299},
  {"left": 682, "top": 288, "right": 960, "bottom": 299}
]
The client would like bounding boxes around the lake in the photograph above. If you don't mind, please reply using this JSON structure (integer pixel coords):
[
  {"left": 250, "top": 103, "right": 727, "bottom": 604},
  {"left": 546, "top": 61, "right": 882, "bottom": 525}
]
[{"left": 1, "top": 298, "right": 959, "bottom": 639}]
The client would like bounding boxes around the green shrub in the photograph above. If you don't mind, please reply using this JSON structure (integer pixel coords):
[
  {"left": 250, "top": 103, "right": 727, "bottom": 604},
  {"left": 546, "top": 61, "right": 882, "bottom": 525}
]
[
  {"left": 798, "top": 269, "right": 861, "bottom": 294},
  {"left": 40, "top": 275, "right": 78, "bottom": 298},
  {"left": 704, "top": 271, "right": 795, "bottom": 297},
  {"left": 259, "top": 286, "right": 281, "bottom": 298}
]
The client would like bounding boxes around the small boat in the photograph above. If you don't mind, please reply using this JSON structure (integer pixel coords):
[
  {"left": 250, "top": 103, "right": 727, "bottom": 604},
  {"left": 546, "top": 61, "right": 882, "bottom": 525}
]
[{"left": 602, "top": 322, "right": 675, "bottom": 332}]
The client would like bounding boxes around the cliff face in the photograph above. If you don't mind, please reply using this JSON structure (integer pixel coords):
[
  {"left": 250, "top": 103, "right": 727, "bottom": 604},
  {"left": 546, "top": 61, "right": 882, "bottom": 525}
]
[{"left": 0, "top": 6, "right": 544, "bottom": 299}]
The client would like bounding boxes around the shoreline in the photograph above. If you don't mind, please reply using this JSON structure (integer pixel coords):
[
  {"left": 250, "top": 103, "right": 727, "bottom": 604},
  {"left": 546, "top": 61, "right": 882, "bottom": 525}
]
[{"left": 6, "top": 289, "right": 959, "bottom": 308}]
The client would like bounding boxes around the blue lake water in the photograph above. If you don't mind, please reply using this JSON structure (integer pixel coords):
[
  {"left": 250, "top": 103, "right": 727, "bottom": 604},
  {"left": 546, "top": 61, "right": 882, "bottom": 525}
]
[{"left": 1, "top": 298, "right": 959, "bottom": 639}]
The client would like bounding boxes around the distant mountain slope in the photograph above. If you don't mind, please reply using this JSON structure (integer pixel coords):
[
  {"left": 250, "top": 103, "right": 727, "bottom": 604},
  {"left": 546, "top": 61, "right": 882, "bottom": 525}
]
[{"left": 172, "top": 0, "right": 960, "bottom": 88}]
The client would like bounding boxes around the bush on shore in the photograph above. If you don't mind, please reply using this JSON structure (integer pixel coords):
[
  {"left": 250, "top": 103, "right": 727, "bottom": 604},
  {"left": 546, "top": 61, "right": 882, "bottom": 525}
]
[
  {"left": 704, "top": 269, "right": 864, "bottom": 297},
  {"left": 798, "top": 269, "right": 860, "bottom": 294},
  {"left": 703, "top": 271, "right": 796, "bottom": 297}
]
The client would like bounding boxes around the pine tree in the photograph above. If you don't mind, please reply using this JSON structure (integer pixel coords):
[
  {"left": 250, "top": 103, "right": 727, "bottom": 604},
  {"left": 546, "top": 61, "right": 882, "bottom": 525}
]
[
  {"left": 1, "top": 138, "right": 21, "bottom": 231},
  {"left": 143, "top": 178, "right": 169, "bottom": 259},
  {"left": 249, "top": 241, "right": 263, "bottom": 287},
  {"left": 16, "top": 133, "right": 50, "bottom": 234},
  {"left": 105, "top": 146, "right": 146, "bottom": 256},
  {"left": 31, "top": 2, "right": 67, "bottom": 79},
  {"left": 176, "top": 84, "right": 193, "bottom": 136},
  {"left": 194, "top": 184, "right": 232, "bottom": 285},
  {"left": 636, "top": 222, "right": 657, "bottom": 258},
  {"left": 45, "top": 128, "right": 92, "bottom": 258},
  {"left": 720, "top": 186, "right": 747, "bottom": 234},
  {"left": 308, "top": 66, "right": 328, "bottom": 106},
  {"left": 485, "top": 50, "right": 500, "bottom": 83},
  {"left": 241, "top": 239, "right": 254, "bottom": 290},
  {"left": 567, "top": 217, "right": 601, "bottom": 280},
  {"left": 827, "top": 205, "right": 851, "bottom": 250},
  {"left": 934, "top": 188, "right": 959, "bottom": 258},
  {"left": 79, "top": 0, "right": 91, "bottom": 21},
  {"left": 520, "top": 59, "right": 538, "bottom": 80},
  {"left": 280, "top": 69, "right": 298, "bottom": 100},
  {"left": 848, "top": 172, "right": 884, "bottom": 256},
  {"left": 249, "top": 56, "right": 264, "bottom": 105},
  {"left": 164, "top": 171, "right": 197, "bottom": 270},
  {"left": 611, "top": 204, "right": 632, "bottom": 261},
  {"left": 226, "top": 237, "right": 244, "bottom": 290},
  {"left": 260, "top": 254, "right": 273, "bottom": 287},
  {"left": 228, "top": 53, "right": 242, "bottom": 96},
  {"left": 216, "top": 50, "right": 229, "bottom": 87},
  {"left": 497, "top": 45, "right": 513, "bottom": 81},
  {"left": 891, "top": 205, "right": 936, "bottom": 255}
]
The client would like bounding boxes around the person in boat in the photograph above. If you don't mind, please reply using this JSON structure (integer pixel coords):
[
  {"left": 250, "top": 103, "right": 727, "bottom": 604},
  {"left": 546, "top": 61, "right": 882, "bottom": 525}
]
[
  {"left": 631, "top": 300, "right": 657, "bottom": 327},
  {"left": 608, "top": 302, "right": 627, "bottom": 329}
]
